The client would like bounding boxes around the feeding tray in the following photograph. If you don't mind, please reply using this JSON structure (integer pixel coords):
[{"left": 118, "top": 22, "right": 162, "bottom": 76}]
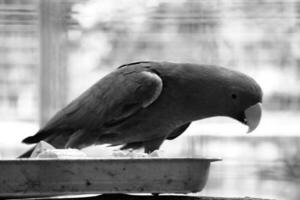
[{"left": 0, "top": 158, "right": 220, "bottom": 198}]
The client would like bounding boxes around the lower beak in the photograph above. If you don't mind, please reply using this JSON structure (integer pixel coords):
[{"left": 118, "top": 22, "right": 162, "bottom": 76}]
[{"left": 244, "top": 103, "right": 262, "bottom": 133}]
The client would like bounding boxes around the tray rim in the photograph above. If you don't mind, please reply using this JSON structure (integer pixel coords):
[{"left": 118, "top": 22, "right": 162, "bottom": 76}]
[{"left": 0, "top": 157, "right": 222, "bottom": 162}]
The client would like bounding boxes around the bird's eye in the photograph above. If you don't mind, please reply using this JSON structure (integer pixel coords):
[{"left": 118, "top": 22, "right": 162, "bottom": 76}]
[{"left": 231, "top": 93, "right": 237, "bottom": 100}]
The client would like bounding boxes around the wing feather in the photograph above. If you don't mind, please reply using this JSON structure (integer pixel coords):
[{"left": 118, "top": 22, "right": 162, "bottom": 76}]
[{"left": 22, "top": 65, "right": 163, "bottom": 147}]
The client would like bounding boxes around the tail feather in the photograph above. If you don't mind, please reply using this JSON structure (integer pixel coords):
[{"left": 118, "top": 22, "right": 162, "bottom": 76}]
[
  {"left": 22, "top": 136, "right": 38, "bottom": 144},
  {"left": 22, "top": 130, "right": 51, "bottom": 144},
  {"left": 20, "top": 130, "right": 76, "bottom": 158}
]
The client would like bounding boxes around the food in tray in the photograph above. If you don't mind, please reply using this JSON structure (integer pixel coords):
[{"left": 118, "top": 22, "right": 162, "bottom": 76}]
[
  {"left": 28, "top": 141, "right": 163, "bottom": 159},
  {"left": 112, "top": 149, "right": 163, "bottom": 158},
  {"left": 36, "top": 149, "right": 87, "bottom": 158},
  {"left": 30, "top": 140, "right": 55, "bottom": 157},
  {"left": 28, "top": 141, "right": 87, "bottom": 159}
]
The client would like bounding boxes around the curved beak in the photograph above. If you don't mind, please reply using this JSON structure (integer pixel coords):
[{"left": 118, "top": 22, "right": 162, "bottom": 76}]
[{"left": 244, "top": 103, "right": 262, "bottom": 133}]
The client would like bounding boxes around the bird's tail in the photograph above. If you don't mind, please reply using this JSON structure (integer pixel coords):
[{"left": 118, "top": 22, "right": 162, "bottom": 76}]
[
  {"left": 18, "top": 131, "right": 75, "bottom": 158},
  {"left": 19, "top": 130, "right": 52, "bottom": 158},
  {"left": 22, "top": 130, "right": 51, "bottom": 144},
  {"left": 18, "top": 146, "right": 35, "bottom": 158}
]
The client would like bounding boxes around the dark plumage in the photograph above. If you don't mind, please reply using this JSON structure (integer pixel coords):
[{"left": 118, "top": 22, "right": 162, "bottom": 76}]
[{"left": 20, "top": 61, "right": 263, "bottom": 157}]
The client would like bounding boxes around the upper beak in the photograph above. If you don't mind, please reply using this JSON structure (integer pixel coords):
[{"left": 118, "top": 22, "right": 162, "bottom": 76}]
[{"left": 244, "top": 103, "right": 262, "bottom": 133}]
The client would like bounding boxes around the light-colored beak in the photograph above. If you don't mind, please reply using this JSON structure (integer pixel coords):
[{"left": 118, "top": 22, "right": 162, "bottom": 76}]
[{"left": 245, "top": 103, "right": 262, "bottom": 133}]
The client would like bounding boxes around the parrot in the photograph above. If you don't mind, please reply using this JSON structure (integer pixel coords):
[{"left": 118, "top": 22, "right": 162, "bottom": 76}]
[{"left": 19, "top": 61, "right": 263, "bottom": 157}]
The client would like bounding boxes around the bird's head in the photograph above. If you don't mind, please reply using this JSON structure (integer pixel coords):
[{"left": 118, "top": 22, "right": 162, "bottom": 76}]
[
  {"left": 212, "top": 66, "right": 263, "bottom": 133},
  {"left": 156, "top": 62, "right": 263, "bottom": 133},
  {"left": 180, "top": 64, "right": 263, "bottom": 133}
]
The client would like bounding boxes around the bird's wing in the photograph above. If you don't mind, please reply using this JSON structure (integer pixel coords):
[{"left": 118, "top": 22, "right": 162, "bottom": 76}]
[
  {"left": 22, "top": 68, "right": 163, "bottom": 145},
  {"left": 167, "top": 122, "right": 191, "bottom": 140}
]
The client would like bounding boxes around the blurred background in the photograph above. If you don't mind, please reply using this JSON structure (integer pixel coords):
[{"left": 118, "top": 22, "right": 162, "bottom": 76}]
[{"left": 0, "top": 0, "right": 300, "bottom": 199}]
